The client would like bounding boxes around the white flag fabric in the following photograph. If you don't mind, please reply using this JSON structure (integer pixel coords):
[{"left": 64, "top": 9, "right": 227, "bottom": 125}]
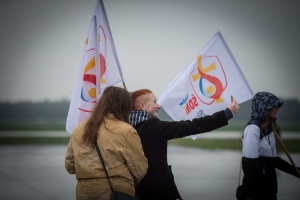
[
  {"left": 157, "top": 32, "right": 254, "bottom": 139},
  {"left": 66, "top": 0, "right": 125, "bottom": 133}
]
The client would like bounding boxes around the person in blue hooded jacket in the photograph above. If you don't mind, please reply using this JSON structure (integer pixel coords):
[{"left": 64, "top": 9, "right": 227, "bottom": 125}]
[{"left": 239, "top": 92, "right": 300, "bottom": 200}]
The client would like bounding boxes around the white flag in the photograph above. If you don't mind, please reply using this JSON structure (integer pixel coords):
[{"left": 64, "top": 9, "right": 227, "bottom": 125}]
[
  {"left": 157, "top": 32, "right": 254, "bottom": 139},
  {"left": 66, "top": 0, "right": 125, "bottom": 133}
]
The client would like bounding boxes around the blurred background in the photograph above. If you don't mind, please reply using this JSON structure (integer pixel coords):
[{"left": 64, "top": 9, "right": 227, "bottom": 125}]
[
  {"left": 0, "top": 0, "right": 299, "bottom": 199},
  {"left": 1, "top": 0, "right": 300, "bottom": 102}
]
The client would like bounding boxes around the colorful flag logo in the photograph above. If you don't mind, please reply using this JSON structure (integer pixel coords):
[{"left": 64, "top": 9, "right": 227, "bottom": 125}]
[
  {"left": 66, "top": 0, "right": 125, "bottom": 133},
  {"left": 158, "top": 32, "right": 254, "bottom": 138}
]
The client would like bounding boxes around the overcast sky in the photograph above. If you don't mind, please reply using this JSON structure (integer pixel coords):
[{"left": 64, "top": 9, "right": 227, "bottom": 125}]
[{"left": 1, "top": 0, "right": 300, "bottom": 102}]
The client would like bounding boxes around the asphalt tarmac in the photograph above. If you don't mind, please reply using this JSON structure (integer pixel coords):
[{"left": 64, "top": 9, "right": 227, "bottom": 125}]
[{"left": 0, "top": 145, "right": 299, "bottom": 200}]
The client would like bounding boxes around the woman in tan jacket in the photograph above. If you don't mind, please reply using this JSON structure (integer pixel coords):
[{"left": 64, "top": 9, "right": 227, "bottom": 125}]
[{"left": 65, "top": 86, "right": 148, "bottom": 200}]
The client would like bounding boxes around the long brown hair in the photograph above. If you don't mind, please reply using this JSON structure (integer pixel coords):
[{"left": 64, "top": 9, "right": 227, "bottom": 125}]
[
  {"left": 82, "top": 86, "right": 132, "bottom": 147},
  {"left": 131, "top": 89, "right": 152, "bottom": 110},
  {"left": 261, "top": 116, "right": 278, "bottom": 131}
]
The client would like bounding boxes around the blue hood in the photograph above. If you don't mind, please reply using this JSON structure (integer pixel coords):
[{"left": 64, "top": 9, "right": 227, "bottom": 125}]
[{"left": 247, "top": 91, "right": 283, "bottom": 137}]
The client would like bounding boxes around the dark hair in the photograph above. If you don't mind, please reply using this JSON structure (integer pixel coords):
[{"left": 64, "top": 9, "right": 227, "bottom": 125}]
[
  {"left": 131, "top": 89, "right": 153, "bottom": 110},
  {"left": 82, "top": 86, "right": 132, "bottom": 147}
]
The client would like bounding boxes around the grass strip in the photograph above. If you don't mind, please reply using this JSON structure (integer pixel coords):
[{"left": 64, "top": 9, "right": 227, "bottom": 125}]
[
  {"left": 0, "top": 123, "right": 66, "bottom": 131},
  {"left": 0, "top": 137, "right": 70, "bottom": 145},
  {"left": 1, "top": 137, "right": 299, "bottom": 153},
  {"left": 1, "top": 123, "right": 300, "bottom": 132},
  {"left": 169, "top": 138, "right": 300, "bottom": 153}
]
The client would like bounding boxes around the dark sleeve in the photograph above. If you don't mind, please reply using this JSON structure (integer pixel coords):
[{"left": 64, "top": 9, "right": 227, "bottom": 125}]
[
  {"left": 156, "top": 110, "right": 228, "bottom": 140},
  {"left": 274, "top": 156, "right": 300, "bottom": 178},
  {"left": 242, "top": 157, "right": 264, "bottom": 197},
  {"left": 224, "top": 108, "right": 233, "bottom": 120}
]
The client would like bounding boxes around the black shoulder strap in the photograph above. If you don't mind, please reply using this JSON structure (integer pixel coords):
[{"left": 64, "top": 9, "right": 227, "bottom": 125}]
[{"left": 95, "top": 142, "right": 114, "bottom": 192}]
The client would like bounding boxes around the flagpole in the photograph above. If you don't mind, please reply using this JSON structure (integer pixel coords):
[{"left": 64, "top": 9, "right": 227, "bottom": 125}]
[
  {"left": 122, "top": 82, "right": 127, "bottom": 90},
  {"left": 272, "top": 128, "right": 298, "bottom": 172}
]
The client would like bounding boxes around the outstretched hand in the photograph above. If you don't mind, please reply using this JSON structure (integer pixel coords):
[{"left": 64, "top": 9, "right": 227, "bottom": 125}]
[{"left": 227, "top": 96, "right": 239, "bottom": 115}]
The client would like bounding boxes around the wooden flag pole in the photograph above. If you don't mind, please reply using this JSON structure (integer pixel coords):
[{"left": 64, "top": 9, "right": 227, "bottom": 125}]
[
  {"left": 272, "top": 128, "right": 298, "bottom": 172},
  {"left": 122, "top": 82, "right": 127, "bottom": 90}
]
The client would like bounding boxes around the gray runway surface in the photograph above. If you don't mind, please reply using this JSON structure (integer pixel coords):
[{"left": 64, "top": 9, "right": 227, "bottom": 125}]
[{"left": 0, "top": 145, "right": 299, "bottom": 200}]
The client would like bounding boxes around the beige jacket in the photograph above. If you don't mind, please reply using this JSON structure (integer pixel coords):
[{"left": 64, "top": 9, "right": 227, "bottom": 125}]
[{"left": 65, "top": 114, "right": 148, "bottom": 200}]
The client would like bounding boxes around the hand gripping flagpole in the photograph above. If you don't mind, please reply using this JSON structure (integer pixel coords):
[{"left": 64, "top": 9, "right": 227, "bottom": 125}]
[{"left": 272, "top": 128, "right": 298, "bottom": 173}]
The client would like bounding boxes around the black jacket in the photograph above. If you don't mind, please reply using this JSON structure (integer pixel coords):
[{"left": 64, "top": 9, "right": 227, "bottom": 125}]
[{"left": 132, "top": 110, "right": 229, "bottom": 200}]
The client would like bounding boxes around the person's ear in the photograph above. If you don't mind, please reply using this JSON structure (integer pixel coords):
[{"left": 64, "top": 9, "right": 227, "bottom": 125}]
[
  {"left": 139, "top": 102, "right": 146, "bottom": 110},
  {"left": 135, "top": 101, "right": 144, "bottom": 110}
]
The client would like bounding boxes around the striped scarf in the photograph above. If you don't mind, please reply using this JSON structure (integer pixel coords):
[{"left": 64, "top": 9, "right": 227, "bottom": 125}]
[{"left": 129, "top": 110, "right": 152, "bottom": 127}]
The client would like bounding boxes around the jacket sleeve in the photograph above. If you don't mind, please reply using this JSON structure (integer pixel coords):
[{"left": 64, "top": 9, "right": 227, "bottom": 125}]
[
  {"left": 65, "top": 138, "right": 75, "bottom": 174},
  {"left": 122, "top": 128, "right": 148, "bottom": 184},
  {"left": 274, "top": 156, "right": 300, "bottom": 178},
  {"left": 155, "top": 110, "right": 228, "bottom": 140}
]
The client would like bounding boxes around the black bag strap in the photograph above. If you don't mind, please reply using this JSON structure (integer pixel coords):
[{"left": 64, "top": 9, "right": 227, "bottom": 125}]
[{"left": 95, "top": 142, "right": 114, "bottom": 192}]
